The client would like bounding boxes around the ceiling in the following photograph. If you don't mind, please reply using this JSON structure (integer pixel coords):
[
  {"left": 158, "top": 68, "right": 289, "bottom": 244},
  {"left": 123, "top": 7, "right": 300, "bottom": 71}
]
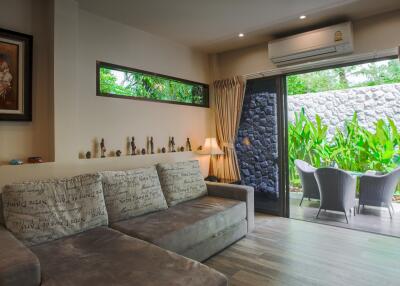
[{"left": 76, "top": 0, "right": 400, "bottom": 53}]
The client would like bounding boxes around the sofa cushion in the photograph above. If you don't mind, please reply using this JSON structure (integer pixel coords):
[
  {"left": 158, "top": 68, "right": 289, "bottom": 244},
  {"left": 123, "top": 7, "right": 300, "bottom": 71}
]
[
  {"left": 111, "top": 196, "right": 246, "bottom": 254},
  {"left": 0, "top": 226, "right": 41, "bottom": 286},
  {"left": 157, "top": 160, "right": 207, "bottom": 206},
  {"left": 101, "top": 167, "right": 168, "bottom": 223},
  {"left": 2, "top": 174, "right": 108, "bottom": 246},
  {"left": 30, "top": 226, "right": 227, "bottom": 286}
]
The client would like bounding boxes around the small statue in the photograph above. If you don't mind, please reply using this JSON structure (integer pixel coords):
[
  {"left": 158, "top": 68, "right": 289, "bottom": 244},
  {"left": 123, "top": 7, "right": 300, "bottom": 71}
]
[
  {"left": 116, "top": 150, "right": 122, "bottom": 157},
  {"left": 180, "top": 146, "right": 185, "bottom": 152},
  {"left": 186, "top": 138, "right": 192, "bottom": 151},
  {"left": 150, "top": 137, "right": 154, "bottom": 154},
  {"left": 131, "top": 137, "right": 136, "bottom": 155},
  {"left": 100, "top": 138, "right": 106, "bottom": 158},
  {"left": 170, "top": 137, "right": 176, "bottom": 152},
  {"left": 86, "top": 151, "right": 91, "bottom": 159},
  {"left": 161, "top": 147, "right": 166, "bottom": 153},
  {"left": 141, "top": 148, "right": 146, "bottom": 155}
]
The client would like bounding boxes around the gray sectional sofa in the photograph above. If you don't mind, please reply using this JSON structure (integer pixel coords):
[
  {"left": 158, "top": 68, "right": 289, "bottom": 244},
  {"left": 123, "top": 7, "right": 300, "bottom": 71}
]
[{"left": 0, "top": 160, "right": 254, "bottom": 286}]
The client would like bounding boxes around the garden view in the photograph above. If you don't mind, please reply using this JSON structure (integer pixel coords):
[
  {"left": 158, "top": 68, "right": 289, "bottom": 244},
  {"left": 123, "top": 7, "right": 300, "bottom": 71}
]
[
  {"left": 287, "top": 58, "right": 400, "bottom": 196},
  {"left": 98, "top": 65, "right": 207, "bottom": 106}
]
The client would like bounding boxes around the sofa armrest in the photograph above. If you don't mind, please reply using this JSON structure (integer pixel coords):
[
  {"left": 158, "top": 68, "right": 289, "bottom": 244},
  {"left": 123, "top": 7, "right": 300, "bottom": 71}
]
[
  {"left": 0, "top": 226, "right": 41, "bottom": 286},
  {"left": 206, "top": 182, "right": 255, "bottom": 233}
]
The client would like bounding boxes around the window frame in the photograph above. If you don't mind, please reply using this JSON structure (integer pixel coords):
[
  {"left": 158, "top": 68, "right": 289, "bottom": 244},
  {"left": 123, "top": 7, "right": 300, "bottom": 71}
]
[{"left": 96, "top": 61, "right": 209, "bottom": 108}]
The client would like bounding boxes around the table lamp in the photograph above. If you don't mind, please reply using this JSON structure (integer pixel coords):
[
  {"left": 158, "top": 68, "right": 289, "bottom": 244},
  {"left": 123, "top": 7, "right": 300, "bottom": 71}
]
[{"left": 198, "top": 137, "right": 224, "bottom": 182}]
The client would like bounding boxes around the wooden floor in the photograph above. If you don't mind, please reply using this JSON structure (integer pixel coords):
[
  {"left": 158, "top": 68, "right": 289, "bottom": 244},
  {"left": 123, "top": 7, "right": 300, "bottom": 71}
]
[{"left": 205, "top": 214, "right": 400, "bottom": 286}]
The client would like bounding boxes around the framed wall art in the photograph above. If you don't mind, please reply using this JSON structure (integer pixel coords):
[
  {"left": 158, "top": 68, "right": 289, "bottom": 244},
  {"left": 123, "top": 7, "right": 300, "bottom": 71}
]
[{"left": 0, "top": 28, "right": 32, "bottom": 121}]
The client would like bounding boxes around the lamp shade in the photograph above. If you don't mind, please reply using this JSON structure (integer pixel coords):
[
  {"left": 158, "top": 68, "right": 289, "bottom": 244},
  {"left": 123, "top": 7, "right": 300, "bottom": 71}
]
[{"left": 198, "top": 137, "right": 224, "bottom": 155}]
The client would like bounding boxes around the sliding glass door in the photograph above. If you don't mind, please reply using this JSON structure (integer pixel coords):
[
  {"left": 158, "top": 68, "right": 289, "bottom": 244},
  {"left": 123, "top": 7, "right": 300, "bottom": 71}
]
[{"left": 236, "top": 76, "right": 289, "bottom": 216}]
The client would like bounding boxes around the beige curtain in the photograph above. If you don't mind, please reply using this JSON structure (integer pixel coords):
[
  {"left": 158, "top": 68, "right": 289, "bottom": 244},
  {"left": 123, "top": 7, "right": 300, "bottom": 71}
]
[{"left": 212, "top": 76, "right": 246, "bottom": 181}]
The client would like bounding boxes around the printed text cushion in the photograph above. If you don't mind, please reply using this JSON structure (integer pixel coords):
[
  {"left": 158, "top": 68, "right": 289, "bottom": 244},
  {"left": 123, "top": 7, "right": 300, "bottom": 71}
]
[
  {"left": 101, "top": 167, "right": 168, "bottom": 223},
  {"left": 2, "top": 174, "right": 108, "bottom": 246},
  {"left": 157, "top": 160, "right": 207, "bottom": 206}
]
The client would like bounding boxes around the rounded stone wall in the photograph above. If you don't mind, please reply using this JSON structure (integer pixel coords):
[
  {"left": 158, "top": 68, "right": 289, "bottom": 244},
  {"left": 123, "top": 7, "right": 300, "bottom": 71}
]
[{"left": 288, "top": 83, "right": 400, "bottom": 138}]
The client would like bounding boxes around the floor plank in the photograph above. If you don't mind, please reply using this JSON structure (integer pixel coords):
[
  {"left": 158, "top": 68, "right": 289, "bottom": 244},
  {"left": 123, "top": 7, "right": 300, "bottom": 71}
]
[{"left": 205, "top": 214, "right": 400, "bottom": 286}]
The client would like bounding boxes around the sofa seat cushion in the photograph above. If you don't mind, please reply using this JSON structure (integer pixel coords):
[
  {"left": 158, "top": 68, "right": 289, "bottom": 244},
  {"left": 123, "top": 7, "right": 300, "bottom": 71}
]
[
  {"left": 0, "top": 226, "right": 41, "bottom": 286},
  {"left": 101, "top": 167, "right": 168, "bottom": 223},
  {"left": 157, "top": 160, "right": 207, "bottom": 206},
  {"left": 30, "top": 227, "right": 227, "bottom": 286},
  {"left": 111, "top": 196, "right": 246, "bottom": 254},
  {"left": 2, "top": 174, "right": 108, "bottom": 246}
]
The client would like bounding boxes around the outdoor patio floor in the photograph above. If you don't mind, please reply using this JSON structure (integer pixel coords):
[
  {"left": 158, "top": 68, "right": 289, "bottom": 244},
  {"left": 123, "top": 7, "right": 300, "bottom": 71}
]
[{"left": 290, "top": 192, "right": 400, "bottom": 238}]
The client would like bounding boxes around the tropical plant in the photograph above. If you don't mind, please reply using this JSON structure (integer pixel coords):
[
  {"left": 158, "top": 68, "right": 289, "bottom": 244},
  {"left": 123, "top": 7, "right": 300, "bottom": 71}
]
[
  {"left": 289, "top": 111, "right": 400, "bottom": 194},
  {"left": 98, "top": 66, "right": 206, "bottom": 105},
  {"left": 287, "top": 58, "right": 400, "bottom": 96}
]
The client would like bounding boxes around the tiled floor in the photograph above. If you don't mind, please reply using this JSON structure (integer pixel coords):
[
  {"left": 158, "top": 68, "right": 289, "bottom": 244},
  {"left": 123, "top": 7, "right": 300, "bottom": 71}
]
[{"left": 290, "top": 192, "right": 400, "bottom": 237}]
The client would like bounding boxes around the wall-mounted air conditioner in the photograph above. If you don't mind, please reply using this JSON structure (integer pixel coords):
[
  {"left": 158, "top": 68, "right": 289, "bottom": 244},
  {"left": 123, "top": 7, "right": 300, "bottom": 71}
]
[{"left": 268, "top": 22, "right": 354, "bottom": 66}]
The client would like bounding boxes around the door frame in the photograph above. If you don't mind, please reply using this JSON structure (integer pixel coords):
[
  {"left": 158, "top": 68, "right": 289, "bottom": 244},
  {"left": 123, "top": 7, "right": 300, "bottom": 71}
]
[{"left": 276, "top": 75, "right": 290, "bottom": 218}]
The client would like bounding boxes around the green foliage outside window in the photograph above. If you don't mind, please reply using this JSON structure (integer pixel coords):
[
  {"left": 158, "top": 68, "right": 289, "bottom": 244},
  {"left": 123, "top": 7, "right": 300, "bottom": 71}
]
[
  {"left": 289, "top": 109, "right": 400, "bottom": 194},
  {"left": 287, "top": 58, "right": 400, "bottom": 95},
  {"left": 98, "top": 63, "right": 208, "bottom": 106}
]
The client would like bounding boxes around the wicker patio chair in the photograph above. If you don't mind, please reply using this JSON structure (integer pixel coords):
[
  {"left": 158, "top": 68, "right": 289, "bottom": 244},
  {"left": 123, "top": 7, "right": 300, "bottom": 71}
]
[
  {"left": 295, "top": 160, "right": 320, "bottom": 206},
  {"left": 314, "top": 167, "right": 357, "bottom": 223},
  {"left": 358, "top": 168, "right": 400, "bottom": 218}
]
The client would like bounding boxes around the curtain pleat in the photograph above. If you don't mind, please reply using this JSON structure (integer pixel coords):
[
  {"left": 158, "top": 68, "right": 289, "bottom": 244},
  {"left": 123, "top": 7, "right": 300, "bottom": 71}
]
[{"left": 212, "top": 76, "right": 246, "bottom": 181}]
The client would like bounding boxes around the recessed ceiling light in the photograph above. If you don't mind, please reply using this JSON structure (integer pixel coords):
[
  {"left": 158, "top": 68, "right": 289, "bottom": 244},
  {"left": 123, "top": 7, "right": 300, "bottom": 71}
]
[
  {"left": 299, "top": 15, "right": 306, "bottom": 20},
  {"left": 238, "top": 33, "right": 244, "bottom": 38}
]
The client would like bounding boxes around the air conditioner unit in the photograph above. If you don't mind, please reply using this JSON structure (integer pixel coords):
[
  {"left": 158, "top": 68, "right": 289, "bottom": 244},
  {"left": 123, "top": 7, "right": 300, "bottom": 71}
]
[{"left": 268, "top": 22, "right": 353, "bottom": 66}]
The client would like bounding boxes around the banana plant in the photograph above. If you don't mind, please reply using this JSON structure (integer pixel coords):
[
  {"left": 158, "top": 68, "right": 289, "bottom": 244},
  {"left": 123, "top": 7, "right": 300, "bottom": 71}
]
[{"left": 288, "top": 110, "right": 400, "bottom": 194}]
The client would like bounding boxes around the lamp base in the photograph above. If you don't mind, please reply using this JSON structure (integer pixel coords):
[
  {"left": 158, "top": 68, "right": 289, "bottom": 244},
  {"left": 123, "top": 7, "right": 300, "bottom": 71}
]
[{"left": 205, "top": 175, "right": 219, "bottom": 182}]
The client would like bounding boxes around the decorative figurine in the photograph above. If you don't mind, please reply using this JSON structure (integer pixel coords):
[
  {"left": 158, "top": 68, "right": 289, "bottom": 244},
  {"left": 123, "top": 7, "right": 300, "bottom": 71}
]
[
  {"left": 186, "top": 138, "right": 192, "bottom": 151},
  {"left": 93, "top": 138, "right": 100, "bottom": 158},
  {"left": 141, "top": 148, "right": 146, "bottom": 155},
  {"left": 131, "top": 137, "right": 136, "bottom": 155},
  {"left": 170, "top": 137, "right": 176, "bottom": 152},
  {"left": 116, "top": 150, "right": 122, "bottom": 157},
  {"left": 100, "top": 138, "right": 106, "bottom": 158},
  {"left": 161, "top": 147, "right": 166, "bottom": 153},
  {"left": 150, "top": 137, "right": 154, "bottom": 154},
  {"left": 180, "top": 146, "right": 185, "bottom": 152},
  {"left": 28, "top": 157, "right": 43, "bottom": 164},
  {"left": 86, "top": 151, "right": 91, "bottom": 159},
  {"left": 10, "top": 159, "right": 23, "bottom": 165}
]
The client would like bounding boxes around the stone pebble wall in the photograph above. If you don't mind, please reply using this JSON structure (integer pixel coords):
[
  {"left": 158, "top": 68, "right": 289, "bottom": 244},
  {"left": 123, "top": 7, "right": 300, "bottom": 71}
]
[
  {"left": 287, "top": 83, "right": 400, "bottom": 138},
  {"left": 236, "top": 91, "right": 279, "bottom": 198}
]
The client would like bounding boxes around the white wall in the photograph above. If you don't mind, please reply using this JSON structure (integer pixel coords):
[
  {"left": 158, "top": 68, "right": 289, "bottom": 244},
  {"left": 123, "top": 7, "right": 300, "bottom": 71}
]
[
  {"left": 215, "top": 10, "right": 400, "bottom": 79},
  {"left": 76, "top": 10, "right": 210, "bottom": 160},
  {"left": 0, "top": 0, "right": 212, "bottom": 189},
  {"left": 0, "top": 0, "right": 53, "bottom": 164}
]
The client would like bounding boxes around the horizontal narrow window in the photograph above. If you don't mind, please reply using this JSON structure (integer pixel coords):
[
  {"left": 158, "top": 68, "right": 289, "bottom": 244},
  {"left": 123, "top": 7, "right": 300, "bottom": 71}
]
[{"left": 96, "top": 62, "right": 209, "bottom": 107}]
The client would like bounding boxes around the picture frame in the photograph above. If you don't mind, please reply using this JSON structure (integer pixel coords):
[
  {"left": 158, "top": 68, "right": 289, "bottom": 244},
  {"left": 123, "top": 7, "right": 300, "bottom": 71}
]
[{"left": 0, "top": 28, "right": 32, "bottom": 121}]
